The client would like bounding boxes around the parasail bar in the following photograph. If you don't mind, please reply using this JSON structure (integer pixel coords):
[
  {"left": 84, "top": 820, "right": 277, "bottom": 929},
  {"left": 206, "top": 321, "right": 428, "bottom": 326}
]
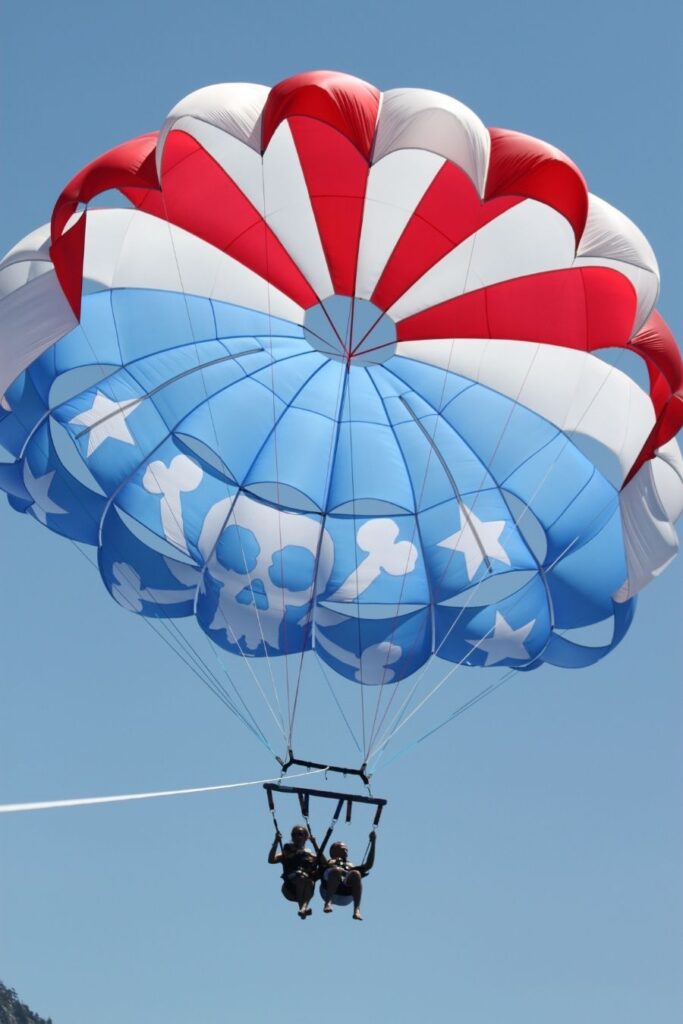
[
  {"left": 263, "top": 782, "right": 387, "bottom": 810},
  {"left": 277, "top": 753, "right": 371, "bottom": 785}
]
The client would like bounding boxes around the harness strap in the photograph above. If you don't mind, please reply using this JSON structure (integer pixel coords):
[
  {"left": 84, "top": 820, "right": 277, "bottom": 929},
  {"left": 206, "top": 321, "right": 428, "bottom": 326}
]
[{"left": 319, "top": 797, "right": 345, "bottom": 855}]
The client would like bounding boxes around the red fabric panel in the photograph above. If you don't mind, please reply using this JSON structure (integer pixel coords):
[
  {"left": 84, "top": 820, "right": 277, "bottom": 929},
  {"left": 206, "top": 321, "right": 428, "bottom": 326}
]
[
  {"left": 141, "top": 132, "right": 317, "bottom": 308},
  {"left": 629, "top": 312, "right": 683, "bottom": 414},
  {"left": 51, "top": 134, "right": 159, "bottom": 240},
  {"left": 49, "top": 210, "right": 87, "bottom": 319},
  {"left": 396, "top": 267, "right": 637, "bottom": 349},
  {"left": 289, "top": 117, "right": 369, "bottom": 296},
  {"left": 623, "top": 312, "right": 683, "bottom": 482},
  {"left": 50, "top": 133, "right": 160, "bottom": 318},
  {"left": 371, "top": 162, "right": 521, "bottom": 312},
  {"left": 485, "top": 128, "right": 588, "bottom": 245},
  {"left": 625, "top": 396, "right": 683, "bottom": 484},
  {"left": 261, "top": 71, "right": 380, "bottom": 159}
]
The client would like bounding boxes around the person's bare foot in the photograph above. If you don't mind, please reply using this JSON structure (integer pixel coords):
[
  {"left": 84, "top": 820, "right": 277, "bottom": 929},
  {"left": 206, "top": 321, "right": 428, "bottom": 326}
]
[
  {"left": 353, "top": 908, "right": 363, "bottom": 921},
  {"left": 323, "top": 902, "right": 333, "bottom": 913}
]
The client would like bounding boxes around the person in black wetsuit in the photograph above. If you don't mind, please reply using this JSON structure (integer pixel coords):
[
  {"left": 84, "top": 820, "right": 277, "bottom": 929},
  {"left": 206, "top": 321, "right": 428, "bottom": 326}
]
[
  {"left": 319, "top": 832, "right": 376, "bottom": 921},
  {"left": 268, "top": 824, "right": 321, "bottom": 919}
]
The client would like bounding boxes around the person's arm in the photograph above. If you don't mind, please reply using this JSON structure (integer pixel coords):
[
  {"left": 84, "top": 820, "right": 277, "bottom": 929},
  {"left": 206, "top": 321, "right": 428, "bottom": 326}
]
[
  {"left": 268, "top": 831, "right": 283, "bottom": 864},
  {"left": 359, "top": 831, "right": 377, "bottom": 875}
]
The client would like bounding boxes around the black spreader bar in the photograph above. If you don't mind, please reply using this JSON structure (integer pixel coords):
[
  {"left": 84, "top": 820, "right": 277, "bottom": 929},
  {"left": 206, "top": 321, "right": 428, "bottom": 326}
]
[
  {"left": 264, "top": 782, "right": 386, "bottom": 809},
  {"left": 277, "top": 753, "right": 370, "bottom": 785}
]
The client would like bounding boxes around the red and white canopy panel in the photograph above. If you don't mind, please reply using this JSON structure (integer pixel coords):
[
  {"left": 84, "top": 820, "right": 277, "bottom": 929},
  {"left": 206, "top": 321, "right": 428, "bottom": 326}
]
[{"left": 1, "top": 70, "right": 681, "bottom": 681}]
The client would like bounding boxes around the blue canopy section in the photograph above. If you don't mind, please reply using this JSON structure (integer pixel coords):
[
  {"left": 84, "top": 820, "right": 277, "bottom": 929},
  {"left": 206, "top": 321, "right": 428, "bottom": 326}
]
[{"left": 0, "top": 286, "right": 636, "bottom": 683}]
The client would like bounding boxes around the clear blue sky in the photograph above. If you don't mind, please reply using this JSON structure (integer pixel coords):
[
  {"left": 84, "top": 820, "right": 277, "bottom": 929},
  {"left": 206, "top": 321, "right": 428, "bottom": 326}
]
[{"left": 1, "top": 2, "right": 681, "bottom": 1022}]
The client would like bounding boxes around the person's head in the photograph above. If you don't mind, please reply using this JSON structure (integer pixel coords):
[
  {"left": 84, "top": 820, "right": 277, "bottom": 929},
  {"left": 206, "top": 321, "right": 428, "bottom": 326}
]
[
  {"left": 330, "top": 841, "right": 348, "bottom": 861},
  {"left": 291, "top": 825, "right": 308, "bottom": 848}
]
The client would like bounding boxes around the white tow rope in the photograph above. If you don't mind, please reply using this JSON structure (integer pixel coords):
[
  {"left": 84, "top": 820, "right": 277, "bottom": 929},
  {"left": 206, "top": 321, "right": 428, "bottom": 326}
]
[{"left": 0, "top": 767, "right": 326, "bottom": 814}]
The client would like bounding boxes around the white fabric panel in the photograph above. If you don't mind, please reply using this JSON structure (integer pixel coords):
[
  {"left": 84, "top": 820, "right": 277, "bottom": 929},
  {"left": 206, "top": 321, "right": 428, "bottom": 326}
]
[
  {"left": 0, "top": 223, "right": 52, "bottom": 271},
  {"left": 614, "top": 439, "right": 683, "bottom": 600},
  {"left": 261, "top": 122, "right": 334, "bottom": 300},
  {"left": 389, "top": 200, "right": 575, "bottom": 323},
  {"left": 355, "top": 149, "right": 444, "bottom": 300},
  {"left": 653, "top": 438, "right": 683, "bottom": 521},
  {"left": 373, "top": 88, "right": 490, "bottom": 196},
  {"left": 157, "top": 82, "right": 269, "bottom": 177},
  {"left": 82, "top": 209, "right": 304, "bottom": 324},
  {"left": 575, "top": 193, "right": 659, "bottom": 332},
  {"left": 0, "top": 269, "right": 77, "bottom": 400},
  {"left": 395, "top": 337, "right": 656, "bottom": 483},
  {"left": 161, "top": 117, "right": 265, "bottom": 215},
  {"left": 0, "top": 259, "right": 52, "bottom": 299}
]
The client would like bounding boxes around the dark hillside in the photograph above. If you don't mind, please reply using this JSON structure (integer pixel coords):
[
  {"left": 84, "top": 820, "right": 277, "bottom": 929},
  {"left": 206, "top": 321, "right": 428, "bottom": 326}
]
[{"left": 0, "top": 982, "right": 52, "bottom": 1024}]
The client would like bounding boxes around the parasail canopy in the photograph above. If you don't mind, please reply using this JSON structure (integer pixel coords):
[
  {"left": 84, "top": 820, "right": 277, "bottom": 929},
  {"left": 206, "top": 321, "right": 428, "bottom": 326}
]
[{"left": 1, "top": 71, "right": 681, "bottom": 764}]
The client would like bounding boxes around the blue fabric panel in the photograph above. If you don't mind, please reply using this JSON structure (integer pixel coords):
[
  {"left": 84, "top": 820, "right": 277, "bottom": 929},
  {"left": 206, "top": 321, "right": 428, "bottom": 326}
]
[
  {"left": 99, "top": 508, "right": 198, "bottom": 618},
  {"left": 0, "top": 372, "right": 47, "bottom": 457},
  {"left": 123, "top": 338, "right": 271, "bottom": 431},
  {"left": 435, "top": 574, "right": 551, "bottom": 668},
  {"left": 544, "top": 506, "right": 627, "bottom": 627},
  {"left": 177, "top": 376, "right": 286, "bottom": 485},
  {"left": 380, "top": 357, "right": 474, "bottom": 412},
  {"left": 244, "top": 405, "right": 338, "bottom": 510},
  {"left": 52, "top": 371, "right": 171, "bottom": 494},
  {"left": 542, "top": 598, "right": 636, "bottom": 667},
  {"left": 21, "top": 420, "right": 104, "bottom": 543},
  {"left": 111, "top": 289, "right": 216, "bottom": 362},
  {"left": 444, "top": 383, "right": 558, "bottom": 483},
  {"left": 327, "top": 419, "right": 415, "bottom": 512},
  {"left": 315, "top": 606, "right": 432, "bottom": 685},
  {"left": 419, "top": 491, "right": 537, "bottom": 601},
  {"left": 26, "top": 293, "right": 122, "bottom": 405},
  {"left": 212, "top": 299, "right": 303, "bottom": 341},
  {"left": 292, "top": 359, "right": 345, "bottom": 419},
  {"left": 322, "top": 513, "right": 430, "bottom": 606},
  {"left": 0, "top": 461, "right": 31, "bottom": 502},
  {"left": 251, "top": 349, "right": 326, "bottom": 406}
]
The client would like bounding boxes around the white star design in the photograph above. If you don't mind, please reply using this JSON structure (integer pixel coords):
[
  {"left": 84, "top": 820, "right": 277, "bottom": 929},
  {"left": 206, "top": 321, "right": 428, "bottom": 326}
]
[
  {"left": 23, "top": 464, "right": 68, "bottom": 524},
  {"left": 471, "top": 611, "right": 535, "bottom": 666},
  {"left": 70, "top": 391, "right": 140, "bottom": 457},
  {"left": 438, "top": 504, "right": 511, "bottom": 580}
]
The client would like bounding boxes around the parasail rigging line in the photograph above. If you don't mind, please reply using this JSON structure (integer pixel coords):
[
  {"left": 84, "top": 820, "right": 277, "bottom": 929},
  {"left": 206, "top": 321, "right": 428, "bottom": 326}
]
[
  {"left": 361, "top": 313, "right": 489, "bottom": 758},
  {"left": 366, "top": 342, "right": 634, "bottom": 761},
  {"left": 368, "top": 469, "right": 632, "bottom": 766},
  {"left": 157, "top": 194, "right": 286, "bottom": 738},
  {"left": 371, "top": 667, "right": 519, "bottom": 773},
  {"left": 344, "top": 360, "right": 368, "bottom": 753},
  {"left": 0, "top": 767, "right": 328, "bottom": 815},
  {"left": 317, "top": 655, "right": 364, "bottom": 754},
  {"left": 68, "top": 539, "right": 275, "bottom": 751},
  {"left": 286, "top": 303, "right": 353, "bottom": 753},
  {"left": 3, "top": 394, "right": 267, "bottom": 744},
  {"left": 365, "top": 339, "right": 633, "bottom": 761},
  {"left": 359, "top": 225, "right": 503, "bottom": 758},
  {"left": 154, "top": 197, "right": 291, "bottom": 745},
  {"left": 9, "top": 316, "right": 281, "bottom": 756}
]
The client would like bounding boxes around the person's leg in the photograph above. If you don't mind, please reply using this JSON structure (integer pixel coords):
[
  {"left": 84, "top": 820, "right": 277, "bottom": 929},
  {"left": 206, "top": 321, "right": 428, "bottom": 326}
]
[
  {"left": 345, "top": 870, "right": 363, "bottom": 920},
  {"left": 294, "top": 875, "right": 314, "bottom": 918},
  {"left": 323, "top": 867, "right": 344, "bottom": 912}
]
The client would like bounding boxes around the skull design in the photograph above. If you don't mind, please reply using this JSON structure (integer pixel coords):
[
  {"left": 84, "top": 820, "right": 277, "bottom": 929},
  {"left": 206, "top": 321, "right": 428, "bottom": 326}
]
[{"left": 198, "top": 494, "right": 334, "bottom": 653}]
